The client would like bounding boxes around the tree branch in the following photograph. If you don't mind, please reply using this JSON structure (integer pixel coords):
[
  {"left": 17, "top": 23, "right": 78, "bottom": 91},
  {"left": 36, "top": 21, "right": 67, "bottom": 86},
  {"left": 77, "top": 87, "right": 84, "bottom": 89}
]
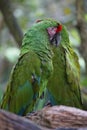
[
  {"left": 76, "top": 0, "right": 87, "bottom": 74},
  {"left": 0, "top": 106, "right": 87, "bottom": 130},
  {"left": 26, "top": 105, "right": 87, "bottom": 129},
  {"left": 0, "top": 109, "right": 43, "bottom": 130},
  {"left": 0, "top": 0, "right": 23, "bottom": 47}
]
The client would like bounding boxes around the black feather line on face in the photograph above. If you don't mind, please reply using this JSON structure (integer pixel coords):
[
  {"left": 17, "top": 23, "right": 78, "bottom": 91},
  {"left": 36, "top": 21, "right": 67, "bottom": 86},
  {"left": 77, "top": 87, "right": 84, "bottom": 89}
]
[
  {"left": 50, "top": 32, "right": 61, "bottom": 47},
  {"left": 50, "top": 33, "right": 58, "bottom": 46}
]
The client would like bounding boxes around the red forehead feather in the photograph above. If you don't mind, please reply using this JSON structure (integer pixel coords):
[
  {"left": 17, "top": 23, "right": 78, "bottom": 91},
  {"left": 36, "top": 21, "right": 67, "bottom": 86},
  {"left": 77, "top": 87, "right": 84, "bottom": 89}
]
[{"left": 56, "top": 25, "right": 62, "bottom": 33}]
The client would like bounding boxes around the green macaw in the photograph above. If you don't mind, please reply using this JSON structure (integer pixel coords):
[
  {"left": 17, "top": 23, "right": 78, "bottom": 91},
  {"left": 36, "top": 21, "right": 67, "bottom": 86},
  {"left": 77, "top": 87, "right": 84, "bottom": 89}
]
[
  {"left": 46, "top": 26, "right": 83, "bottom": 108},
  {"left": 0, "top": 18, "right": 83, "bottom": 116},
  {"left": 34, "top": 19, "right": 83, "bottom": 110},
  {"left": 0, "top": 19, "right": 58, "bottom": 115}
]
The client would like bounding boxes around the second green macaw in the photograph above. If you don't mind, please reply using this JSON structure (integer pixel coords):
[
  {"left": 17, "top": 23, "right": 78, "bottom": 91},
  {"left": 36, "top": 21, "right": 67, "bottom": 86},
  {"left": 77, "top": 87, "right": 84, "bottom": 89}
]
[
  {"left": 0, "top": 18, "right": 83, "bottom": 116},
  {"left": 34, "top": 18, "right": 83, "bottom": 110},
  {"left": 47, "top": 24, "right": 83, "bottom": 108}
]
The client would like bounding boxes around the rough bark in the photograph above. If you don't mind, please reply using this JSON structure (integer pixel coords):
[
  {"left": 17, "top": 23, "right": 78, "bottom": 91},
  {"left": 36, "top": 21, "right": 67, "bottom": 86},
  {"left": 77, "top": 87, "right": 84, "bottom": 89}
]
[
  {"left": 26, "top": 105, "right": 87, "bottom": 129},
  {"left": 0, "top": 0, "right": 23, "bottom": 47},
  {"left": 76, "top": 0, "right": 87, "bottom": 74},
  {"left": 0, "top": 109, "right": 43, "bottom": 130},
  {"left": 0, "top": 106, "right": 87, "bottom": 130}
]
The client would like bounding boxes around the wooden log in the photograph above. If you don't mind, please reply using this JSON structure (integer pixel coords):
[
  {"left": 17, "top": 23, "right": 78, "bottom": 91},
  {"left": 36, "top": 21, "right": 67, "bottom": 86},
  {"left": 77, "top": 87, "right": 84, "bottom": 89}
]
[
  {"left": 26, "top": 105, "right": 87, "bottom": 129},
  {"left": 0, "top": 106, "right": 87, "bottom": 130},
  {"left": 0, "top": 109, "right": 42, "bottom": 130}
]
